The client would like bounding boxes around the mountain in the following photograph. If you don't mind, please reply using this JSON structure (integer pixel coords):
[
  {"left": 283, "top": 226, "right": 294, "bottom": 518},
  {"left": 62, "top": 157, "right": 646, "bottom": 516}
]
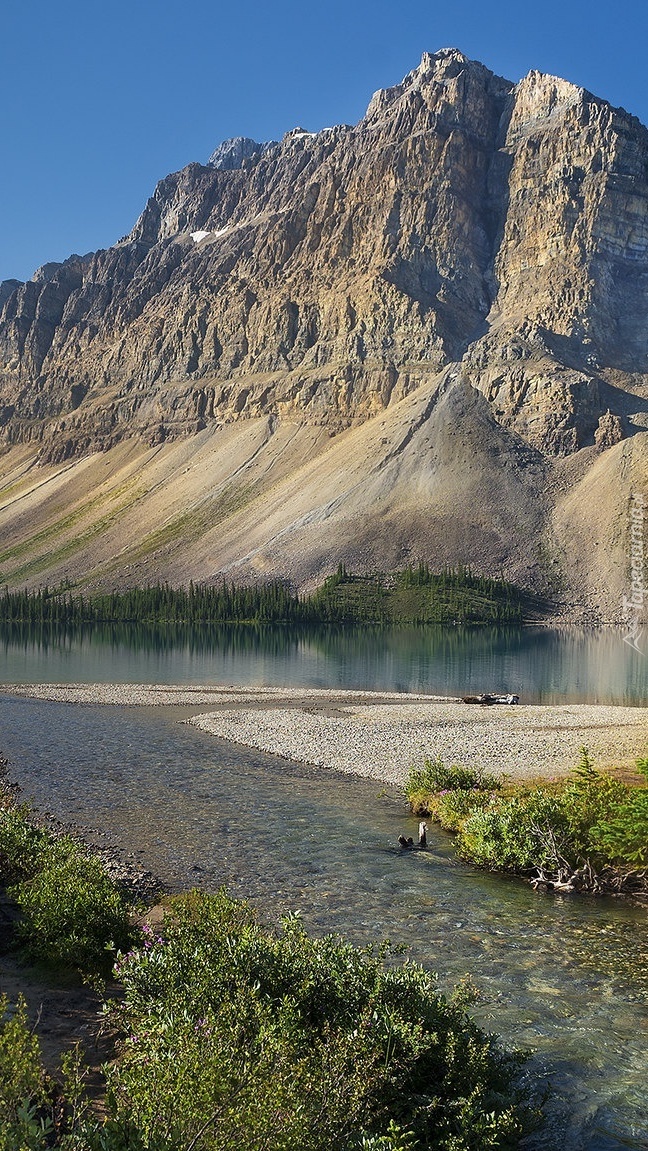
[{"left": 0, "top": 49, "right": 646, "bottom": 620}]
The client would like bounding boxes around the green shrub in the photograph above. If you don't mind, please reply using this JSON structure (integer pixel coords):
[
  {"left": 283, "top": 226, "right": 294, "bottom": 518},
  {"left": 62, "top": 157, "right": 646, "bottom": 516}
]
[
  {"left": 0, "top": 994, "right": 52, "bottom": 1151},
  {"left": 457, "top": 790, "right": 574, "bottom": 871},
  {"left": 589, "top": 788, "right": 648, "bottom": 866},
  {"left": 456, "top": 750, "right": 648, "bottom": 879},
  {"left": 0, "top": 890, "right": 539, "bottom": 1149},
  {"left": 10, "top": 838, "right": 137, "bottom": 984},
  {"left": 0, "top": 805, "right": 49, "bottom": 883},
  {"left": 357, "top": 1122, "right": 417, "bottom": 1150},
  {"left": 101, "top": 890, "right": 535, "bottom": 1151},
  {"left": 0, "top": 999, "right": 113, "bottom": 1151},
  {"left": 556, "top": 750, "right": 627, "bottom": 859},
  {"left": 433, "top": 789, "right": 495, "bottom": 832},
  {"left": 406, "top": 758, "right": 502, "bottom": 815}
]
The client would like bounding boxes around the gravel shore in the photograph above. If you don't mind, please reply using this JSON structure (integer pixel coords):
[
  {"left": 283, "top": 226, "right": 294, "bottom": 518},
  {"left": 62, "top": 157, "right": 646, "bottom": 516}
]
[
  {"left": 189, "top": 700, "right": 648, "bottom": 784},
  {"left": 4, "top": 683, "right": 648, "bottom": 785}
]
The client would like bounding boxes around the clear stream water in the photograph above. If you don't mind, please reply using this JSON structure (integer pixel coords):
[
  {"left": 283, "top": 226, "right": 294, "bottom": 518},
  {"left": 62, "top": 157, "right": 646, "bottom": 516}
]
[{"left": 0, "top": 624, "right": 647, "bottom": 1150}]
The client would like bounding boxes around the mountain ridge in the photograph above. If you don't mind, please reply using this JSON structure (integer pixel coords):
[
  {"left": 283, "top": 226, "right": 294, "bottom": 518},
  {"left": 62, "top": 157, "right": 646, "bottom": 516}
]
[{"left": 0, "top": 49, "right": 647, "bottom": 621}]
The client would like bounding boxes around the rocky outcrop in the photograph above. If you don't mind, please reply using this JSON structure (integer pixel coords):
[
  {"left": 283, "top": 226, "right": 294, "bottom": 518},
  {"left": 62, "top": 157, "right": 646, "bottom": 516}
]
[
  {"left": 1, "top": 48, "right": 647, "bottom": 466},
  {"left": 208, "top": 136, "right": 278, "bottom": 169},
  {"left": 0, "top": 280, "right": 23, "bottom": 310}
]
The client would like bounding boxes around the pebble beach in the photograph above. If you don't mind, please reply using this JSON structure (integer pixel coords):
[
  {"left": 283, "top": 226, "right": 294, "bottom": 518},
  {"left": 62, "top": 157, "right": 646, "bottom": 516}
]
[{"left": 5, "top": 683, "right": 648, "bottom": 785}]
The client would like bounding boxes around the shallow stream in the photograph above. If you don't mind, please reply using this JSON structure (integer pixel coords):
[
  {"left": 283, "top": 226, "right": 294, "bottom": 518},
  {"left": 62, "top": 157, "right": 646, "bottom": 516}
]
[{"left": 1, "top": 692, "right": 647, "bottom": 1151}]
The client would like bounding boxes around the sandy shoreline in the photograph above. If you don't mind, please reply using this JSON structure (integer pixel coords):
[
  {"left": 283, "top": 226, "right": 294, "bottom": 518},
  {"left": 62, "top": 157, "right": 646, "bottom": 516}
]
[{"left": 3, "top": 683, "right": 648, "bottom": 785}]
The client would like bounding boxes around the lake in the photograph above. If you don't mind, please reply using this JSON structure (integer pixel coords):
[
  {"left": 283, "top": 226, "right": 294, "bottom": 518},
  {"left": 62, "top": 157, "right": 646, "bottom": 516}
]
[{"left": 1, "top": 621, "right": 647, "bottom": 703}]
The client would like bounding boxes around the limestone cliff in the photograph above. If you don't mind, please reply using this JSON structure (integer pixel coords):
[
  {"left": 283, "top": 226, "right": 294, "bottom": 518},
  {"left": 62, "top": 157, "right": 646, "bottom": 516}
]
[{"left": 0, "top": 50, "right": 647, "bottom": 619}]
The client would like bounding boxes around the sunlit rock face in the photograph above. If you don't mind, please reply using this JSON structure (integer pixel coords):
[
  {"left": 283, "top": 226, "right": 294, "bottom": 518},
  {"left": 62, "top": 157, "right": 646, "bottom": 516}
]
[{"left": 0, "top": 48, "right": 647, "bottom": 464}]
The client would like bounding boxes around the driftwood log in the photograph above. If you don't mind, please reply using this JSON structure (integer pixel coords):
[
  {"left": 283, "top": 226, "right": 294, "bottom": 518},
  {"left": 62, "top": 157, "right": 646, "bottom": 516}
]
[
  {"left": 462, "top": 693, "right": 519, "bottom": 705},
  {"left": 530, "top": 863, "right": 648, "bottom": 895}
]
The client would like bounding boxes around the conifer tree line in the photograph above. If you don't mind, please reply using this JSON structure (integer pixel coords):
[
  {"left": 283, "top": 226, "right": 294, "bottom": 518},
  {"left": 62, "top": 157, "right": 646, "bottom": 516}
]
[
  {"left": 0, "top": 568, "right": 533, "bottom": 627},
  {"left": 0, "top": 581, "right": 306, "bottom": 625}
]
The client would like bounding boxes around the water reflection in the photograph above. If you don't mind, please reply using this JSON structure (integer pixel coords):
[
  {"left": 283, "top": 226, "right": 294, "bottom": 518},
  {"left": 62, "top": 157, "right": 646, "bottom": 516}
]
[{"left": 0, "top": 621, "right": 646, "bottom": 704}]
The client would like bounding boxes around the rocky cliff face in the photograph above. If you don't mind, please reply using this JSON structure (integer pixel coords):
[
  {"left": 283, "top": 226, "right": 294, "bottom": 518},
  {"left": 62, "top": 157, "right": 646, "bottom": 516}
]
[
  {"left": 2, "top": 48, "right": 647, "bottom": 464},
  {"left": 0, "top": 50, "right": 647, "bottom": 619}
]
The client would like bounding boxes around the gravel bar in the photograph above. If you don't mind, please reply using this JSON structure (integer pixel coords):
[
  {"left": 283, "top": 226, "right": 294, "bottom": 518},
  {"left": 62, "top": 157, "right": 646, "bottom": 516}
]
[
  {"left": 3, "top": 683, "right": 647, "bottom": 785},
  {"left": 2, "top": 683, "right": 454, "bottom": 707},
  {"left": 189, "top": 701, "right": 648, "bottom": 784}
]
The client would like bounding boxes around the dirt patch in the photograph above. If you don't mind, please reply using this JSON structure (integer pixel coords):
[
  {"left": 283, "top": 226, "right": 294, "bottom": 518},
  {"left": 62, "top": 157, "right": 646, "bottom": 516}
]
[{"left": 0, "top": 949, "right": 112, "bottom": 1081}]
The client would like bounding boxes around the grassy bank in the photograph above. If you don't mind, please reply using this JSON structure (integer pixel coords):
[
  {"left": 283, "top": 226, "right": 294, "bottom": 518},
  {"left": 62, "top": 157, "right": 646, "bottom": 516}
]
[
  {"left": 0, "top": 773, "right": 538, "bottom": 1150},
  {"left": 0, "top": 565, "right": 547, "bottom": 627},
  {"left": 406, "top": 751, "right": 648, "bottom": 896}
]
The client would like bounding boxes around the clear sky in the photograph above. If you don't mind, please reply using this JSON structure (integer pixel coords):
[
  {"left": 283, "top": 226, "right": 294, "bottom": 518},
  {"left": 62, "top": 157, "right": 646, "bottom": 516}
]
[{"left": 2, "top": 0, "right": 648, "bottom": 283}]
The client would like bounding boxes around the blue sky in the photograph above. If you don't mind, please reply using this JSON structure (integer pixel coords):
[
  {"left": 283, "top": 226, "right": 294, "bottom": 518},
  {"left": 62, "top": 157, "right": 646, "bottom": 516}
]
[{"left": 2, "top": 0, "right": 648, "bottom": 283}]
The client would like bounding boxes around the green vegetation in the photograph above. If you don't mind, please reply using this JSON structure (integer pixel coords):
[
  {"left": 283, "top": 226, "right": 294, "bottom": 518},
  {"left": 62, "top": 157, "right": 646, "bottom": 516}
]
[
  {"left": 0, "top": 890, "right": 537, "bottom": 1151},
  {"left": 0, "top": 994, "right": 55, "bottom": 1151},
  {"left": 0, "top": 996, "right": 92, "bottom": 1151},
  {"left": 405, "top": 757, "right": 503, "bottom": 817},
  {"left": 10, "top": 840, "right": 137, "bottom": 984},
  {"left": 0, "top": 802, "right": 49, "bottom": 883},
  {"left": 0, "top": 564, "right": 546, "bottom": 628},
  {"left": 0, "top": 778, "right": 537, "bottom": 1150},
  {"left": 406, "top": 751, "right": 648, "bottom": 894},
  {"left": 0, "top": 579, "right": 304, "bottom": 626},
  {"left": 310, "top": 564, "right": 542, "bottom": 624},
  {"left": 0, "top": 789, "right": 137, "bottom": 984},
  {"left": 102, "top": 891, "right": 534, "bottom": 1151}
]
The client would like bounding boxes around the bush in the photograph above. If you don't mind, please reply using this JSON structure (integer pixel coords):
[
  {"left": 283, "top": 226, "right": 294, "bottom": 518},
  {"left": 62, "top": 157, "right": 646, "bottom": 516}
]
[
  {"left": 0, "top": 998, "right": 112, "bottom": 1151},
  {"left": 456, "top": 750, "right": 648, "bottom": 883},
  {"left": 457, "top": 791, "right": 573, "bottom": 872},
  {"left": 0, "top": 805, "right": 49, "bottom": 884},
  {"left": 10, "top": 837, "right": 137, "bottom": 984},
  {"left": 101, "top": 890, "right": 535, "bottom": 1151},
  {"left": 0, "top": 788, "right": 137, "bottom": 982},
  {"left": 433, "top": 789, "right": 495, "bottom": 832},
  {"left": 0, "top": 890, "right": 539, "bottom": 1149},
  {"left": 589, "top": 788, "right": 648, "bottom": 866},
  {"left": 0, "top": 994, "right": 53, "bottom": 1151},
  {"left": 406, "top": 758, "right": 502, "bottom": 815}
]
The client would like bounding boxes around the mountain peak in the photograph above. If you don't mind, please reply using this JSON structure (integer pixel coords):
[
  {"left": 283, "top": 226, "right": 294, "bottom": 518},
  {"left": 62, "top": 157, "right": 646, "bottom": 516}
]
[
  {"left": 208, "top": 136, "right": 277, "bottom": 170},
  {"left": 364, "top": 47, "right": 512, "bottom": 121},
  {"left": 420, "top": 47, "right": 470, "bottom": 68},
  {"left": 515, "top": 68, "right": 591, "bottom": 115}
]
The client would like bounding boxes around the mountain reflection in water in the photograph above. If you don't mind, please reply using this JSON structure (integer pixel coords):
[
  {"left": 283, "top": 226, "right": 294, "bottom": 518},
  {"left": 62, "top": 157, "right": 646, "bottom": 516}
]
[{"left": 1, "top": 621, "right": 646, "bottom": 704}]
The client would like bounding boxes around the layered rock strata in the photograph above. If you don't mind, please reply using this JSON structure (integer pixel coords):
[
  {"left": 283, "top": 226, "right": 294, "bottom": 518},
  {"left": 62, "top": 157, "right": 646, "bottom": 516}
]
[
  {"left": 1, "top": 50, "right": 647, "bottom": 620},
  {"left": 1, "top": 49, "right": 647, "bottom": 463}
]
